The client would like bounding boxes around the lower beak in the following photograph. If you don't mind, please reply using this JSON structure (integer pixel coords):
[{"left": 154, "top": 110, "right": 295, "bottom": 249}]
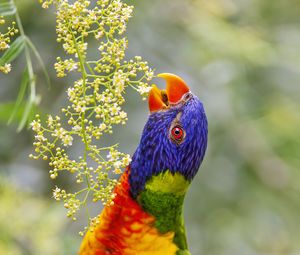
[{"left": 148, "top": 85, "right": 166, "bottom": 112}]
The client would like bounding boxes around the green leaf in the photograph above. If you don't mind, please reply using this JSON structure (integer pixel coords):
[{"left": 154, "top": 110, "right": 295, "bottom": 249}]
[
  {"left": 0, "top": 0, "right": 16, "bottom": 16},
  {"left": 7, "top": 67, "right": 29, "bottom": 125},
  {"left": 0, "top": 102, "right": 18, "bottom": 123},
  {"left": 0, "top": 101, "right": 38, "bottom": 129},
  {"left": 17, "top": 77, "right": 36, "bottom": 132},
  {"left": 17, "top": 100, "right": 33, "bottom": 131},
  {"left": 0, "top": 36, "right": 25, "bottom": 66},
  {"left": 25, "top": 37, "right": 51, "bottom": 88}
]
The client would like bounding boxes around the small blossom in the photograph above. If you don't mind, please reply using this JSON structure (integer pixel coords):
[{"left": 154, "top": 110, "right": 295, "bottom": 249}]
[
  {"left": 114, "top": 168, "right": 122, "bottom": 174},
  {"left": 137, "top": 85, "right": 152, "bottom": 96},
  {"left": 62, "top": 134, "right": 73, "bottom": 146},
  {"left": 119, "top": 111, "right": 127, "bottom": 119},
  {"left": 53, "top": 186, "right": 62, "bottom": 200},
  {"left": 31, "top": 120, "right": 41, "bottom": 131},
  {"left": 0, "top": 63, "right": 12, "bottom": 74},
  {"left": 52, "top": 127, "right": 66, "bottom": 139},
  {"left": 99, "top": 123, "right": 107, "bottom": 131},
  {"left": 0, "top": 41, "right": 9, "bottom": 50},
  {"left": 113, "top": 161, "right": 122, "bottom": 169},
  {"left": 122, "top": 154, "right": 132, "bottom": 166},
  {"left": 73, "top": 125, "right": 81, "bottom": 131}
]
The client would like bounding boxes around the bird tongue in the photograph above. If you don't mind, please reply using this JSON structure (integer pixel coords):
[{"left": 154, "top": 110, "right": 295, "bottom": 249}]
[{"left": 148, "top": 73, "right": 190, "bottom": 112}]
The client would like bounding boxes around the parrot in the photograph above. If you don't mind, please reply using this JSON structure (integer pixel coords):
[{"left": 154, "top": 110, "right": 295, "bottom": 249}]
[{"left": 79, "top": 73, "right": 208, "bottom": 255}]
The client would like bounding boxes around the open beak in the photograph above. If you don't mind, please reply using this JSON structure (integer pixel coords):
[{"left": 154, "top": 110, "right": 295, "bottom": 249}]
[{"left": 148, "top": 73, "right": 190, "bottom": 112}]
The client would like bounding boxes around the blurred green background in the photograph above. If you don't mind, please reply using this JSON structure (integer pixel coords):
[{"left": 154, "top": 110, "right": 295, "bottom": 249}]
[{"left": 1, "top": 0, "right": 300, "bottom": 254}]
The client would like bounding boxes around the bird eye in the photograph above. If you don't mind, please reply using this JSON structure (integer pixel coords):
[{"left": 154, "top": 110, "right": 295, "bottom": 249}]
[{"left": 170, "top": 125, "right": 185, "bottom": 143}]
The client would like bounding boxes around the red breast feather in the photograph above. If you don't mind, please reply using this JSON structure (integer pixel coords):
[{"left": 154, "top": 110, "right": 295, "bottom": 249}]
[{"left": 79, "top": 168, "right": 178, "bottom": 255}]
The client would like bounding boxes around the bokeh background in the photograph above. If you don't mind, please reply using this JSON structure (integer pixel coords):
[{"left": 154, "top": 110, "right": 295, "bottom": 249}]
[{"left": 1, "top": 0, "right": 300, "bottom": 254}]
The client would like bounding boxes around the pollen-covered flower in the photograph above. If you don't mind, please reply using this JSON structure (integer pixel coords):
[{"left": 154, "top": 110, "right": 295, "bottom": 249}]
[
  {"left": 0, "top": 63, "right": 12, "bottom": 74},
  {"left": 53, "top": 186, "right": 63, "bottom": 201},
  {"left": 113, "top": 71, "right": 126, "bottom": 95},
  {"left": 121, "top": 154, "right": 132, "bottom": 166},
  {"left": 52, "top": 127, "right": 66, "bottom": 139},
  {"left": 99, "top": 123, "right": 107, "bottom": 131},
  {"left": 113, "top": 161, "right": 122, "bottom": 174},
  {"left": 62, "top": 134, "right": 73, "bottom": 146},
  {"left": 47, "top": 115, "right": 54, "bottom": 127},
  {"left": 31, "top": 120, "right": 41, "bottom": 132},
  {"left": 0, "top": 41, "right": 9, "bottom": 50},
  {"left": 137, "top": 84, "right": 152, "bottom": 97}
]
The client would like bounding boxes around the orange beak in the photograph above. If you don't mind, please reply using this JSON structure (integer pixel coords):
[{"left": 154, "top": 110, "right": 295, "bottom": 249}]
[
  {"left": 148, "top": 85, "right": 165, "bottom": 112},
  {"left": 148, "top": 73, "right": 190, "bottom": 112}
]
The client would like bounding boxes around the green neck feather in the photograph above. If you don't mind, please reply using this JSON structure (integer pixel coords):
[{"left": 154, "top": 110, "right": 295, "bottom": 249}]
[{"left": 137, "top": 171, "right": 191, "bottom": 254}]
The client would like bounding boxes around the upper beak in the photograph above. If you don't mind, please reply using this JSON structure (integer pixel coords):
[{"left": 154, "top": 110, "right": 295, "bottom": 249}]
[{"left": 148, "top": 73, "right": 190, "bottom": 112}]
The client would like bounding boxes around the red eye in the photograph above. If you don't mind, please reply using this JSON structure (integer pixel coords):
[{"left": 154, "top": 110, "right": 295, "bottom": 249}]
[{"left": 171, "top": 125, "right": 184, "bottom": 142}]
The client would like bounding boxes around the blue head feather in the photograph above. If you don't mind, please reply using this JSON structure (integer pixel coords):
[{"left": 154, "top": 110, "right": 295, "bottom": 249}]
[{"left": 129, "top": 93, "right": 208, "bottom": 198}]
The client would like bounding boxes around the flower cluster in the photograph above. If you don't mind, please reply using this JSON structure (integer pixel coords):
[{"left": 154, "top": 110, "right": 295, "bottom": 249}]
[
  {"left": 0, "top": 16, "right": 18, "bottom": 73},
  {"left": 32, "top": 0, "right": 153, "bottom": 230}
]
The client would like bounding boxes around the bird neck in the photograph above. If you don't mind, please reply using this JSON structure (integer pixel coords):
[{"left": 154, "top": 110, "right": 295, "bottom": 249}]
[{"left": 136, "top": 170, "right": 191, "bottom": 251}]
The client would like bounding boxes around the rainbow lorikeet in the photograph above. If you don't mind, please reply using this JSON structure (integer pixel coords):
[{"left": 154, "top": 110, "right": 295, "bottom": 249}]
[{"left": 79, "top": 73, "right": 208, "bottom": 255}]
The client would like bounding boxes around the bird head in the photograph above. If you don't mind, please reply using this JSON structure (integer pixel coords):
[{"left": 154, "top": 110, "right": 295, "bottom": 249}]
[{"left": 129, "top": 73, "right": 208, "bottom": 197}]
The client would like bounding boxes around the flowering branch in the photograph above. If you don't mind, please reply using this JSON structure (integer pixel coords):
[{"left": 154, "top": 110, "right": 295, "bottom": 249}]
[
  {"left": 0, "top": 16, "right": 18, "bottom": 73},
  {"left": 31, "top": 0, "right": 153, "bottom": 233},
  {"left": 0, "top": 0, "right": 50, "bottom": 131}
]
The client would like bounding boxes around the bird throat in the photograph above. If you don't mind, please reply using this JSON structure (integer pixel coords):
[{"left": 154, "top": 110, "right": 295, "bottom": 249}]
[{"left": 137, "top": 170, "right": 191, "bottom": 252}]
